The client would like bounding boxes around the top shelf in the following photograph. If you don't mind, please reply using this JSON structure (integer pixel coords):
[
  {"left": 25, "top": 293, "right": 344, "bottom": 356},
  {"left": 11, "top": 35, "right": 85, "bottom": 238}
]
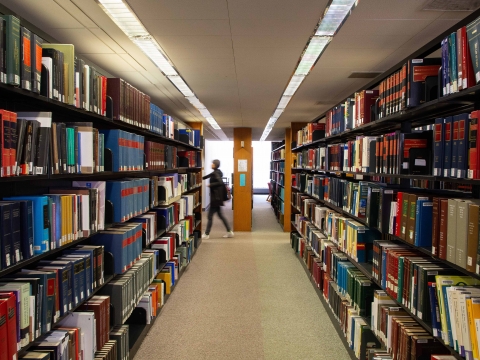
[
  {"left": 292, "top": 82, "right": 480, "bottom": 152},
  {"left": 272, "top": 144, "right": 285, "bottom": 152},
  {"left": 0, "top": 82, "right": 202, "bottom": 151}
]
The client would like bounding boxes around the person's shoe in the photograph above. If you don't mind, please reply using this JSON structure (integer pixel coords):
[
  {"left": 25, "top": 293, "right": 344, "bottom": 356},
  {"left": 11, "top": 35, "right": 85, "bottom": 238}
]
[
  {"left": 223, "top": 231, "right": 234, "bottom": 238},
  {"left": 202, "top": 233, "right": 210, "bottom": 239}
]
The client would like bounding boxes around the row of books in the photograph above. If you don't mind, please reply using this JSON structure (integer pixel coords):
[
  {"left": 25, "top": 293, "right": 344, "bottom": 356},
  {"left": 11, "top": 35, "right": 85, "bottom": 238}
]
[
  {"left": 271, "top": 148, "right": 285, "bottom": 161},
  {"left": 295, "top": 123, "right": 326, "bottom": 147},
  {"left": 295, "top": 126, "right": 434, "bottom": 176},
  {"left": 323, "top": 13, "right": 480, "bottom": 140},
  {"left": 270, "top": 171, "right": 284, "bottom": 186},
  {"left": 0, "top": 15, "right": 198, "bottom": 139},
  {"left": 270, "top": 161, "right": 284, "bottom": 173},
  {"left": 0, "top": 110, "right": 197, "bottom": 177},
  {"left": 0, "top": 174, "right": 200, "bottom": 270},
  {"left": 0, "top": 245, "right": 105, "bottom": 354},
  {"left": 294, "top": 174, "right": 480, "bottom": 274},
  {"left": 291, "top": 211, "right": 458, "bottom": 359},
  {"left": 179, "top": 172, "right": 202, "bottom": 193},
  {"left": 178, "top": 150, "right": 202, "bottom": 168}
]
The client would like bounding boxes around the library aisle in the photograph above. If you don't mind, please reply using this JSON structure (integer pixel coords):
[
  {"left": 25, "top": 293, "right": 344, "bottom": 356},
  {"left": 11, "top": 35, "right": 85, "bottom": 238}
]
[{"left": 134, "top": 195, "right": 351, "bottom": 360}]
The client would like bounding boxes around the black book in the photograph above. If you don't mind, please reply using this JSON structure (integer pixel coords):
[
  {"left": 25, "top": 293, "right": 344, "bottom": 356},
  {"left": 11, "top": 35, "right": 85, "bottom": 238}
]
[
  {"left": 75, "top": 57, "right": 84, "bottom": 109},
  {"left": 0, "top": 18, "right": 5, "bottom": 84},
  {"left": 366, "top": 184, "right": 380, "bottom": 228},
  {"left": 377, "top": 188, "right": 398, "bottom": 234},
  {"left": 15, "top": 119, "right": 27, "bottom": 176},
  {"left": 17, "top": 200, "right": 33, "bottom": 260},
  {"left": 58, "top": 50, "right": 64, "bottom": 103},
  {"left": 0, "top": 202, "right": 12, "bottom": 269},
  {"left": 73, "top": 126, "right": 79, "bottom": 173},
  {"left": 90, "top": 66, "right": 96, "bottom": 112},
  {"left": 31, "top": 34, "right": 43, "bottom": 94},
  {"left": 30, "top": 120, "right": 39, "bottom": 175},
  {"left": 41, "top": 48, "right": 58, "bottom": 100},
  {"left": 60, "top": 123, "right": 67, "bottom": 174},
  {"left": 20, "top": 120, "right": 34, "bottom": 175},
  {"left": 40, "top": 64, "right": 49, "bottom": 98},
  {"left": 34, "top": 122, "right": 50, "bottom": 176},
  {"left": 56, "top": 123, "right": 63, "bottom": 174},
  {"left": 20, "top": 27, "right": 31, "bottom": 91}
]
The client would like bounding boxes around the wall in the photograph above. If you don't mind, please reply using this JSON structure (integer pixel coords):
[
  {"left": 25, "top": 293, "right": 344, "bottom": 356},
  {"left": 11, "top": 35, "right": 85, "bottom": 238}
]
[
  {"left": 252, "top": 141, "right": 271, "bottom": 189},
  {"left": 203, "top": 140, "right": 234, "bottom": 209}
]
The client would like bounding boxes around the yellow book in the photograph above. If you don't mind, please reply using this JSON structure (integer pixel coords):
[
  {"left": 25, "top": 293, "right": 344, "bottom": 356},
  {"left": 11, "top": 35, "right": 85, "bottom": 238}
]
[
  {"left": 67, "top": 195, "right": 72, "bottom": 243},
  {"left": 155, "top": 273, "right": 171, "bottom": 294},
  {"left": 467, "top": 297, "right": 480, "bottom": 360},
  {"left": 436, "top": 276, "right": 480, "bottom": 345},
  {"left": 60, "top": 196, "right": 67, "bottom": 245}
]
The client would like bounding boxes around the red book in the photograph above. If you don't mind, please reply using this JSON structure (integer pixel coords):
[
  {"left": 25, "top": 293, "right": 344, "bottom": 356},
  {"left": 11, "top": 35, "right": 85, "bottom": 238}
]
[
  {"left": 438, "top": 199, "right": 448, "bottom": 259},
  {"left": 9, "top": 111, "right": 16, "bottom": 177},
  {"left": 101, "top": 76, "right": 107, "bottom": 117},
  {"left": 470, "top": 110, "right": 480, "bottom": 178},
  {"left": 462, "top": 26, "right": 476, "bottom": 90},
  {"left": 0, "top": 293, "right": 17, "bottom": 360},
  {"left": 0, "top": 110, "right": 10, "bottom": 177},
  {"left": 0, "top": 299, "right": 8, "bottom": 360},
  {"left": 395, "top": 192, "right": 404, "bottom": 237}
]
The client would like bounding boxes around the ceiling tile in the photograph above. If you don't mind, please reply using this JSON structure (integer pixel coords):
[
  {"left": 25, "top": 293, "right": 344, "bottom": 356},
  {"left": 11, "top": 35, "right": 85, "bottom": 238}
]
[
  {"left": 47, "top": 28, "right": 114, "bottom": 54},
  {"left": 352, "top": 0, "right": 445, "bottom": 20},
  {"left": 229, "top": 18, "right": 317, "bottom": 37},
  {"left": 143, "top": 19, "right": 231, "bottom": 36},
  {"left": 81, "top": 54, "right": 138, "bottom": 73},
  {"left": 227, "top": 0, "right": 328, "bottom": 20},
  {"left": 167, "top": 47, "right": 234, "bottom": 61},
  {"left": 129, "top": 0, "right": 229, "bottom": 20},
  {"left": 156, "top": 35, "right": 233, "bottom": 50}
]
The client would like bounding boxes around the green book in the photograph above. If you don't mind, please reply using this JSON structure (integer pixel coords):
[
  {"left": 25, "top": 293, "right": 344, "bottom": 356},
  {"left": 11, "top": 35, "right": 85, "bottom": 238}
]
[
  {"left": 99, "top": 133, "right": 104, "bottom": 172},
  {"left": 467, "top": 16, "right": 480, "bottom": 84},
  {"left": 1, "top": 15, "right": 20, "bottom": 86},
  {"left": 0, "top": 281, "right": 31, "bottom": 346},
  {"left": 66, "top": 127, "right": 73, "bottom": 173}
]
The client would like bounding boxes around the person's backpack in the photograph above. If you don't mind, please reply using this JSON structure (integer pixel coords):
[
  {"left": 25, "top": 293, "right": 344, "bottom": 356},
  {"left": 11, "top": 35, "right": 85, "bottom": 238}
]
[{"left": 224, "top": 184, "right": 232, "bottom": 201}]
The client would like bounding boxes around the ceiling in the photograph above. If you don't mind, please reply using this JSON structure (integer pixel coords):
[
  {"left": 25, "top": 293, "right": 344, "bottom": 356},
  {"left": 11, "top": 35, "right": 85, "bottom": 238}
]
[{"left": 0, "top": 0, "right": 477, "bottom": 140}]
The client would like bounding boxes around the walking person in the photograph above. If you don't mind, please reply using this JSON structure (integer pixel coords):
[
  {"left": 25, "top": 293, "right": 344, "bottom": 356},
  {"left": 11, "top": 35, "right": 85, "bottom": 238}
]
[{"left": 202, "top": 159, "right": 234, "bottom": 239}]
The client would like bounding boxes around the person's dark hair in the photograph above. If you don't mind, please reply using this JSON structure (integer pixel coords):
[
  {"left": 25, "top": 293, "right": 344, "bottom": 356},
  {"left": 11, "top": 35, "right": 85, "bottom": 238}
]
[{"left": 212, "top": 159, "right": 220, "bottom": 169}]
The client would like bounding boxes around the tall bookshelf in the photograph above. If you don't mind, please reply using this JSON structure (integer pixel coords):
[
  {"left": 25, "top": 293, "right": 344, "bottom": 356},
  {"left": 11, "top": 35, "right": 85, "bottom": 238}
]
[
  {"left": 285, "top": 8, "right": 480, "bottom": 360},
  {"left": 270, "top": 141, "right": 285, "bottom": 227},
  {"left": 0, "top": 10, "right": 205, "bottom": 360}
]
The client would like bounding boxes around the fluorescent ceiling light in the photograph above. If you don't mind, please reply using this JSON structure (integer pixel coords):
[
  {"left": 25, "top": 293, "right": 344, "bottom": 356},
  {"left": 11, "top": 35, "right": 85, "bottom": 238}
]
[
  {"left": 260, "top": 0, "right": 357, "bottom": 140},
  {"left": 295, "top": 36, "right": 331, "bottom": 75},
  {"left": 284, "top": 75, "right": 306, "bottom": 96},
  {"left": 131, "top": 38, "right": 177, "bottom": 76},
  {"left": 167, "top": 75, "right": 194, "bottom": 97},
  {"left": 98, "top": 0, "right": 223, "bottom": 132},
  {"left": 277, "top": 96, "right": 292, "bottom": 109},
  {"left": 273, "top": 109, "right": 284, "bottom": 118},
  {"left": 185, "top": 96, "right": 206, "bottom": 109},
  {"left": 315, "top": 0, "right": 357, "bottom": 36}
]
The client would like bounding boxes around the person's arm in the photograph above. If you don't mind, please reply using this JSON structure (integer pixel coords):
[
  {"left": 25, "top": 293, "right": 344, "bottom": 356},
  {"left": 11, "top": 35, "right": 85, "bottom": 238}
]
[
  {"left": 202, "top": 172, "right": 213, "bottom": 180},
  {"left": 209, "top": 172, "right": 223, "bottom": 188}
]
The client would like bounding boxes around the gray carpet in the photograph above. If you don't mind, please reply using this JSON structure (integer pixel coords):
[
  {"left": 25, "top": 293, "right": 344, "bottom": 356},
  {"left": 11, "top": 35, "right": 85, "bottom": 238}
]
[{"left": 133, "top": 195, "right": 351, "bottom": 360}]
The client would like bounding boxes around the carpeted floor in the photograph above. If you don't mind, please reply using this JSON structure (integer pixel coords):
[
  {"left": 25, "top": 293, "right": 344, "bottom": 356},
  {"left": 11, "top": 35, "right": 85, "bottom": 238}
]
[{"left": 133, "top": 195, "right": 351, "bottom": 360}]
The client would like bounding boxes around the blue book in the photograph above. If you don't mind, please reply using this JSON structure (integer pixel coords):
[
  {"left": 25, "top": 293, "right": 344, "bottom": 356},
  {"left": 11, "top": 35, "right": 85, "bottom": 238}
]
[
  {"left": 4, "top": 196, "right": 50, "bottom": 255},
  {"left": 455, "top": 113, "right": 469, "bottom": 178},
  {"left": 0, "top": 203, "right": 13, "bottom": 268},
  {"left": 69, "top": 248, "right": 97, "bottom": 289},
  {"left": 106, "top": 181, "right": 125, "bottom": 223},
  {"left": 416, "top": 199, "right": 433, "bottom": 247},
  {"left": 19, "top": 269, "right": 56, "bottom": 334},
  {"left": 0, "top": 202, "right": 20, "bottom": 265},
  {"left": 450, "top": 33, "right": 458, "bottom": 93},
  {"left": 433, "top": 118, "right": 444, "bottom": 176},
  {"left": 57, "top": 257, "right": 85, "bottom": 306},
  {"left": 442, "top": 38, "right": 448, "bottom": 95},
  {"left": 37, "top": 261, "right": 73, "bottom": 315},
  {"left": 45, "top": 195, "right": 62, "bottom": 248},
  {"left": 165, "top": 261, "right": 176, "bottom": 286},
  {"left": 91, "top": 230, "right": 127, "bottom": 274},
  {"left": 100, "top": 129, "right": 122, "bottom": 172},
  {"left": 451, "top": 116, "right": 460, "bottom": 177},
  {"left": 445, "top": 37, "right": 451, "bottom": 94},
  {"left": 18, "top": 200, "right": 34, "bottom": 260},
  {"left": 443, "top": 116, "right": 453, "bottom": 177},
  {"left": 62, "top": 252, "right": 92, "bottom": 298}
]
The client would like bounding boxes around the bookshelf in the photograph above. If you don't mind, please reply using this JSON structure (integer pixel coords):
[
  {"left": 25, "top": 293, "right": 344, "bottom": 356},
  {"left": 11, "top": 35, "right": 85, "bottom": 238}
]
[
  {"left": 270, "top": 141, "right": 285, "bottom": 226},
  {"left": 0, "top": 11, "right": 205, "bottom": 360},
  {"left": 284, "top": 9, "right": 480, "bottom": 360}
]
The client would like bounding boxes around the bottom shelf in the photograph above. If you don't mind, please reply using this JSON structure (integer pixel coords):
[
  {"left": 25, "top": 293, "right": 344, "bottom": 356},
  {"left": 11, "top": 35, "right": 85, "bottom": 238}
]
[
  {"left": 128, "top": 240, "right": 200, "bottom": 359},
  {"left": 295, "top": 253, "right": 357, "bottom": 360}
]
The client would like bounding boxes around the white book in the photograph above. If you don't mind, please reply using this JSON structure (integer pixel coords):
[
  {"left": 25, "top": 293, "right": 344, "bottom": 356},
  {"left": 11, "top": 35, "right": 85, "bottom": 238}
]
[
  {"left": 58, "top": 311, "right": 95, "bottom": 360},
  {"left": 83, "top": 64, "right": 90, "bottom": 111},
  {"left": 41, "top": 57, "right": 53, "bottom": 99}
]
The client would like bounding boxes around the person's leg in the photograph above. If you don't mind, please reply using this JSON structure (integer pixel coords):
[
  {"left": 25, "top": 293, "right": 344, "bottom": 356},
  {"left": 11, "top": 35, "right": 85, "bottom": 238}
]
[
  {"left": 216, "top": 206, "right": 231, "bottom": 232},
  {"left": 205, "top": 206, "right": 216, "bottom": 235}
]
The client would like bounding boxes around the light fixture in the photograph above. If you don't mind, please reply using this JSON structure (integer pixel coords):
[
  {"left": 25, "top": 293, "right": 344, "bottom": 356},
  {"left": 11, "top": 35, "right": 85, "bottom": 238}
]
[
  {"left": 98, "top": 0, "right": 223, "bottom": 132},
  {"left": 284, "top": 75, "right": 306, "bottom": 96},
  {"left": 260, "top": 0, "right": 358, "bottom": 140},
  {"left": 166, "top": 75, "right": 194, "bottom": 97},
  {"left": 315, "top": 0, "right": 357, "bottom": 36}
]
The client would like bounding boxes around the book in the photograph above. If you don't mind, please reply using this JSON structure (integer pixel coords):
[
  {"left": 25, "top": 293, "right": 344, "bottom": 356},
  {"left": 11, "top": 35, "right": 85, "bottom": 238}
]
[{"left": 1, "top": 16, "right": 20, "bottom": 86}]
